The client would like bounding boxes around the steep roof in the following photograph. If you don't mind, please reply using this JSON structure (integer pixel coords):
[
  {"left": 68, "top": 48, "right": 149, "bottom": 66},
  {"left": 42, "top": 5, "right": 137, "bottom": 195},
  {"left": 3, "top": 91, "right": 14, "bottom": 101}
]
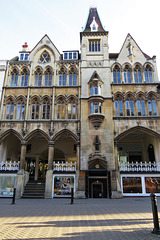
[{"left": 83, "top": 8, "right": 106, "bottom": 32}]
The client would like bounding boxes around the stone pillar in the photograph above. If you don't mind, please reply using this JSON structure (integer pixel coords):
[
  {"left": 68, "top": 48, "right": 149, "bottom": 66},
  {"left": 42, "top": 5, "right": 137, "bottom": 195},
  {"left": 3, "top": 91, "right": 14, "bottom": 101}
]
[
  {"left": 35, "top": 155, "right": 39, "bottom": 181},
  {"left": 16, "top": 141, "right": 27, "bottom": 198},
  {"left": 45, "top": 141, "right": 54, "bottom": 198},
  {"left": 76, "top": 141, "right": 80, "bottom": 170}
]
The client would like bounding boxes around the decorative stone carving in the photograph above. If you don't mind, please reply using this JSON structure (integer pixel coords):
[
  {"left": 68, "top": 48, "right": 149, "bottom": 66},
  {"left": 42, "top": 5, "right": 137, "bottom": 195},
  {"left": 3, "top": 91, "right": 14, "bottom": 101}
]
[{"left": 88, "top": 114, "right": 105, "bottom": 129}]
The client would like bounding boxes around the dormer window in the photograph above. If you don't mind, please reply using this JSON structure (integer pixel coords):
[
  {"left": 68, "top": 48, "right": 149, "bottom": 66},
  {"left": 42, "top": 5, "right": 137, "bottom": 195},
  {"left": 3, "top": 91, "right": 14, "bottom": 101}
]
[
  {"left": 20, "top": 53, "right": 29, "bottom": 61},
  {"left": 90, "top": 17, "right": 98, "bottom": 32},
  {"left": 63, "top": 51, "right": 78, "bottom": 60}
]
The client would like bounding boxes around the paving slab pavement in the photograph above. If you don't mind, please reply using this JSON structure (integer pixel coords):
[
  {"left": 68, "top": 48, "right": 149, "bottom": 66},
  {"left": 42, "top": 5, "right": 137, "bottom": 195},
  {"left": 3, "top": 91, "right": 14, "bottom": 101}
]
[{"left": 1, "top": 197, "right": 160, "bottom": 240}]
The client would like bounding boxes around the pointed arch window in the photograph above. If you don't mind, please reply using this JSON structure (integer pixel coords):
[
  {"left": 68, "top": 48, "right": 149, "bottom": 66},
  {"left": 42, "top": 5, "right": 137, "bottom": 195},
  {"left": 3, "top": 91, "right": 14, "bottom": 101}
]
[
  {"left": 5, "top": 101, "right": 14, "bottom": 119},
  {"left": 16, "top": 100, "right": 25, "bottom": 120},
  {"left": 21, "top": 68, "right": 29, "bottom": 86},
  {"left": 148, "top": 96, "right": 157, "bottom": 116},
  {"left": 45, "top": 68, "right": 52, "bottom": 86},
  {"left": 35, "top": 68, "right": 42, "bottom": 87},
  {"left": 126, "top": 96, "right": 134, "bottom": 116},
  {"left": 68, "top": 99, "right": 77, "bottom": 119},
  {"left": 115, "top": 96, "right": 123, "bottom": 116},
  {"left": 10, "top": 69, "right": 18, "bottom": 87},
  {"left": 69, "top": 68, "right": 77, "bottom": 86},
  {"left": 134, "top": 65, "right": 142, "bottom": 83},
  {"left": 123, "top": 65, "right": 131, "bottom": 83},
  {"left": 145, "top": 64, "right": 153, "bottom": 83},
  {"left": 94, "top": 136, "right": 100, "bottom": 152},
  {"left": 31, "top": 99, "right": 39, "bottom": 119},
  {"left": 137, "top": 96, "right": 146, "bottom": 116},
  {"left": 113, "top": 65, "right": 121, "bottom": 84},
  {"left": 59, "top": 68, "right": 66, "bottom": 86},
  {"left": 57, "top": 98, "right": 65, "bottom": 119},
  {"left": 40, "top": 51, "right": 50, "bottom": 63},
  {"left": 42, "top": 99, "right": 50, "bottom": 119},
  {"left": 89, "top": 39, "right": 100, "bottom": 52}
]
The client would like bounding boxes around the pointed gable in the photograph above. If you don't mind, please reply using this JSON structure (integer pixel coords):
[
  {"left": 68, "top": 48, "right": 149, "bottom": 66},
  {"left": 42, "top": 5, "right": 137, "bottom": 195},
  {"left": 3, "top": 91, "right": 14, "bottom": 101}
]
[
  {"left": 83, "top": 8, "right": 106, "bottom": 32},
  {"left": 117, "top": 33, "right": 151, "bottom": 63}
]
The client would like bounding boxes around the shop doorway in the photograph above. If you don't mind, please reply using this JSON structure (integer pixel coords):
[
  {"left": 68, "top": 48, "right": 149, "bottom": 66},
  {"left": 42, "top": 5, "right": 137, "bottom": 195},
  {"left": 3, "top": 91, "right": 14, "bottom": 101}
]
[
  {"left": 91, "top": 181, "right": 103, "bottom": 198},
  {"left": 25, "top": 157, "right": 36, "bottom": 180},
  {"left": 89, "top": 177, "right": 107, "bottom": 198}
]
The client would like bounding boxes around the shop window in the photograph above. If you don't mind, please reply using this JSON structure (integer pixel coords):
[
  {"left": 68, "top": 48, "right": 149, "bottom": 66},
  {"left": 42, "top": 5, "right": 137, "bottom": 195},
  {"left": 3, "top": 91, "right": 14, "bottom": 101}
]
[
  {"left": 5, "top": 101, "right": 14, "bottom": 119},
  {"left": 42, "top": 100, "right": 50, "bottom": 119},
  {"left": 137, "top": 97, "right": 146, "bottom": 116},
  {"left": 16, "top": 101, "right": 25, "bottom": 120},
  {"left": 10, "top": 69, "right": 18, "bottom": 87},
  {"left": 134, "top": 65, "right": 142, "bottom": 83},
  {"left": 122, "top": 177, "right": 142, "bottom": 193},
  {"left": 145, "top": 64, "right": 153, "bottom": 83},
  {"left": 0, "top": 175, "right": 16, "bottom": 197},
  {"left": 113, "top": 65, "right": 121, "bottom": 84},
  {"left": 145, "top": 177, "right": 160, "bottom": 193},
  {"left": 115, "top": 97, "right": 123, "bottom": 116},
  {"left": 31, "top": 99, "right": 39, "bottom": 119},
  {"left": 53, "top": 176, "right": 74, "bottom": 197}
]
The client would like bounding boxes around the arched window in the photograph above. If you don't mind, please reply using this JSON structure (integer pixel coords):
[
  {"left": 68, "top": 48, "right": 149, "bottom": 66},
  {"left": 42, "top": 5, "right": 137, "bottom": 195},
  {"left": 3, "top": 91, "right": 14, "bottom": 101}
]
[
  {"left": 69, "top": 68, "right": 77, "bottom": 86},
  {"left": 35, "top": 68, "right": 42, "bottom": 87},
  {"left": 21, "top": 68, "right": 29, "bottom": 87},
  {"left": 31, "top": 99, "right": 39, "bottom": 119},
  {"left": 59, "top": 68, "right": 66, "bottom": 86},
  {"left": 115, "top": 96, "right": 123, "bottom": 116},
  {"left": 10, "top": 69, "right": 18, "bottom": 87},
  {"left": 145, "top": 64, "right": 153, "bottom": 83},
  {"left": 91, "top": 102, "right": 102, "bottom": 114},
  {"left": 57, "top": 98, "right": 65, "bottom": 119},
  {"left": 113, "top": 65, "right": 121, "bottom": 84},
  {"left": 16, "top": 100, "right": 25, "bottom": 120},
  {"left": 40, "top": 51, "right": 50, "bottom": 63},
  {"left": 94, "top": 136, "right": 100, "bottom": 152},
  {"left": 123, "top": 65, "right": 131, "bottom": 83},
  {"left": 148, "top": 96, "right": 157, "bottom": 116},
  {"left": 45, "top": 68, "right": 52, "bottom": 86},
  {"left": 148, "top": 144, "right": 155, "bottom": 163},
  {"left": 134, "top": 65, "right": 142, "bottom": 83},
  {"left": 90, "top": 83, "right": 101, "bottom": 95},
  {"left": 137, "top": 96, "right": 146, "bottom": 116},
  {"left": 42, "top": 99, "right": 50, "bottom": 119},
  {"left": 5, "top": 100, "right": 14, "bottom": 119},
  {"left": 126, "top": 96, "right": 134, "bottom": 116},
  {"left": 68, "top": 99, "right": 77, "bottom": 119}
]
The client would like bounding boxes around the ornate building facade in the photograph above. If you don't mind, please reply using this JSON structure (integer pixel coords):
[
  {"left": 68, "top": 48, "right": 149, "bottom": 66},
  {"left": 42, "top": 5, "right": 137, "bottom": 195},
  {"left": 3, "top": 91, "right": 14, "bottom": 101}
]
[{"left": 0, "top": 8, "right": 160, "bottom": 198}]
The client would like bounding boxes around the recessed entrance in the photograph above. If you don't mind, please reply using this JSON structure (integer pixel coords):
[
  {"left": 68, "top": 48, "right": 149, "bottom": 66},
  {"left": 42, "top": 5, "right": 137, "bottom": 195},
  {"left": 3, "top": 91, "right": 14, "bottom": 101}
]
[{"left": 91, "top": 181, "right": 103, "bottom": 198}]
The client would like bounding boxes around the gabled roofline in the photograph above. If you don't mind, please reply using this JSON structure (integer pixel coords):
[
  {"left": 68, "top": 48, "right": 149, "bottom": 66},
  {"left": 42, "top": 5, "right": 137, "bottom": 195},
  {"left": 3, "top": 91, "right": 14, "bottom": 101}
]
[{"left": 30, "top": 34, "right": 60, "bottom": 55}]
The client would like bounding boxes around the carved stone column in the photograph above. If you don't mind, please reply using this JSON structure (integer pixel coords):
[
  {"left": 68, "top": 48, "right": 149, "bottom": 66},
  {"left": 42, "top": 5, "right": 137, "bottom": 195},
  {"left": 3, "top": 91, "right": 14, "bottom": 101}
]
[
  {"left": 45, "top": 141, "right": 54, "bottom": 198},
  {"left": 20, "top": 141, "right": 27, "bottom": 170},
  {"left": 48, "top": 141, "right": 54, "bottom": 170},
  {"left": 76, "top": 141, "right": 80, "bottom": 170}
]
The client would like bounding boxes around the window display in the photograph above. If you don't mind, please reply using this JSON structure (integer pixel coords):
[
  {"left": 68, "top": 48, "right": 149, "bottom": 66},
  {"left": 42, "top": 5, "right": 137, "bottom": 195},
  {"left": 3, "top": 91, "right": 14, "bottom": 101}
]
[
  {"left": 54, "top": 176, "right": 74, "bottom": 197},
  {"left": 122, "top": 177, "right": 142, "bottom": 193},
  {"left": 0, "top": 175, "right": 16, "bottom": 197},
  {"left": 145, "top": 177, "right": 160, "bottom": 193}
]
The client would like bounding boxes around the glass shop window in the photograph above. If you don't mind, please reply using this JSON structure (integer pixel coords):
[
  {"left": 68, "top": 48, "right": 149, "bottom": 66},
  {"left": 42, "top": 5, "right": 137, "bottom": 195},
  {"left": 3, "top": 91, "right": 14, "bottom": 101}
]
[
  {"left": 54, "top": 176, "right": 74, "bottom": 197},
  {"left": 122, "top": 177, "right": 142, "bottom": 193}
]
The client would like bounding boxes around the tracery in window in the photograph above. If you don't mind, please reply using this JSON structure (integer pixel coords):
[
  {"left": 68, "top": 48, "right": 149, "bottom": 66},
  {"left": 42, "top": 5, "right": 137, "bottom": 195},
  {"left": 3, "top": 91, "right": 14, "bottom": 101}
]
[
  {"left": 134, "top": 65, "right": 142, "bottom": 83},
  {"left": 145, "top": 64, "right": 153, "bottom": 83},
  {"left": 115, "top": 96, "right": 123, "bottom": 116},
  {"left": 40, "top": 51, "right": 50, "bottom": 63},
  {"left": 123, "top": 65, "right": 131, "bottom": 83},
  {"left": 21, "top": 68, "right": 29, "bottom": 87},
  {"left": 137, "top": 96, "right": 146, "bottom": 116},
  {"left": 16, "top": 100, "right": 25, "bottom": 120},
  {"left": 42, "top": 99, "right": 50, "bottom": 119},
  {"left": 126, "top": 96, "right": 134, "bottom": 116},
  {"left": 5, "top": 100, "right": 14, "bottom": 119},
  {"left": 68, "top": 98, "right": 77, "bottom": 119},
  {"left": 31, "top": 98, "right": 39, "bottom": 119},
  {"left": 113, "top": 65, "right": 121, "bottom": 84},
  {"left": 45, "top": 68, "right": 52, "bottom": 86},
  {"left": 57, "top": 98, "right": 65, "bottom": 119},
  {"left": 148, "top": 96, "right": 157, "bottom": 116},
  {"left": 10, "top": 69, "right": 18, "bottom": 87},
  {"left": 59, "top": 67, "right": 66, "bottom": 86},
  {"left": 35, "top": 68, "right": 42, "bottom": 87},
  {"left": 69, "top": 67, "right": 77, "bottom": 86}
]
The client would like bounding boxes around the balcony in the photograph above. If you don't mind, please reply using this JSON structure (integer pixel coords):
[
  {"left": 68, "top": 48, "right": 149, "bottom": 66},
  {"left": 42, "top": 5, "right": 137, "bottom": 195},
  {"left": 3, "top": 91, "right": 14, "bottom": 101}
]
[
  {"left": 53, "top": 161, "right": 76, "bottom": 172},
  {"left": 119, "top": 161, "right": 160, "bottom": 172},
  {"left": 0, "top": 161, "right": 20, "bottom": 172}
]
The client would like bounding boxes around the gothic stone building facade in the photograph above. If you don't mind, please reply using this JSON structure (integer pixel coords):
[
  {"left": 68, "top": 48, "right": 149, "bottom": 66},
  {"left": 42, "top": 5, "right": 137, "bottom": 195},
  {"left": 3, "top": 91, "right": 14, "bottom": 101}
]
[{"left": 0, "top": 8, "right": 160, "bottom": 198}]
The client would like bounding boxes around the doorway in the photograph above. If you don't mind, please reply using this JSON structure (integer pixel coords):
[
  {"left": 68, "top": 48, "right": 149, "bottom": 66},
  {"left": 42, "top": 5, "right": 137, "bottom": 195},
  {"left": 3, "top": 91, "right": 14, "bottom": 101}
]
[
  {"left": 91, "top": 182, "right": 103, "bottom": 198},
  {"left": 25, "top": 157, "right": 36, "bottom": 180}
]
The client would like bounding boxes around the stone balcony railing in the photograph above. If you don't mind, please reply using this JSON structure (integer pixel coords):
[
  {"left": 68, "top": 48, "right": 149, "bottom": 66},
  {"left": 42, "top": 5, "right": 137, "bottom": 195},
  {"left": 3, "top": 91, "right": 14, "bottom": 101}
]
[
  {"left": 53, "top": 161, "right": 76, "bottom": 172},
  {"left": 0, "top": 161, "right": 20, "bottom": 171},
  {"left": 119, "top": 161, "right": 160, "bottom": 172}
]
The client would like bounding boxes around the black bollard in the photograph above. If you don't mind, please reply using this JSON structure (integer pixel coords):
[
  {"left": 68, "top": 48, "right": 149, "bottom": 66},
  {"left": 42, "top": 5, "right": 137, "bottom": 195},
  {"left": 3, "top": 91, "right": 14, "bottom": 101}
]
[
  {"left": 11, "top": 188, "right": 16, "bottom": 205},
  {"left": 150, "top": 193, "right": 160, "bottom": 234},
  {"left": 70, "top": 187, "right": 74, "bottom": 204}
]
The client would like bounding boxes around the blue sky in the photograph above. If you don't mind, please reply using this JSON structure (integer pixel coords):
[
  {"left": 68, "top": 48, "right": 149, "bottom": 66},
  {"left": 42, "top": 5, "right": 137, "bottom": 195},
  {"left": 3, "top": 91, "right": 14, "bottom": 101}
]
[{"left": 0, "top": 0, "right": 159, "bottom": 76}]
